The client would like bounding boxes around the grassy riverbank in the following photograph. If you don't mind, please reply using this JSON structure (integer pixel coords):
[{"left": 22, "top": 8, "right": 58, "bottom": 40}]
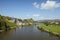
[
  {"left": 0, "top": 15, "right": 17, "bottom": 32},
  {"left": 6, "top": 21, "right": 17, "bottom": 28},
  {"left": 0, "top": 15, "right": 34, "bottom": 32},
  {"left": 0, "top": 21, "right": 17, "bottom": 32},
  {"left": 38, "top": 24, "right": 60, "bottom": 37}
]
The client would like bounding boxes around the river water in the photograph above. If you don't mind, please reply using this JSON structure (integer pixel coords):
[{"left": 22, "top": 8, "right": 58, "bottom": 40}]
[{"left": 0, "top": 25, "right": 60, "bottom": 40}]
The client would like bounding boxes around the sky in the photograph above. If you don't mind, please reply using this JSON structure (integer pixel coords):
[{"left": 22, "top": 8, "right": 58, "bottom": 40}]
[{"left": 0, "top": 0, "right": 60, "bottom": 20}]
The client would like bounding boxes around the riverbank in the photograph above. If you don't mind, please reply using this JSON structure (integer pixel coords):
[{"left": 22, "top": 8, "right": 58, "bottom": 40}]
[
  {"left": 38, "top": 24, "right": 60, "bottom": 37},
  {"left": 0, "top": 26, "right": 17, "bottom": 33},
  {"left": 0, "top": 21, "right": 17, "bottom": 33}
]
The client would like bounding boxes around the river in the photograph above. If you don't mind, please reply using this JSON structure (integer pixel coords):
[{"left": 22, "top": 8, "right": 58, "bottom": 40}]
[{"left": 0, "top": 25, "right": 60, "bottom": 40}]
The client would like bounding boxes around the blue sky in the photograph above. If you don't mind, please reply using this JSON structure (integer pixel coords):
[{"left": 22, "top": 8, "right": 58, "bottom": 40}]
[{"left": 0, "top": 0, "right": 60, "bottom": 20}]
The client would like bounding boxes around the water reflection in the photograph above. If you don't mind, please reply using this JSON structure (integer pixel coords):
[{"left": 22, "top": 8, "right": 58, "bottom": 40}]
[{"left": 0, "top": 25, "right": 60, "bottom": 40}]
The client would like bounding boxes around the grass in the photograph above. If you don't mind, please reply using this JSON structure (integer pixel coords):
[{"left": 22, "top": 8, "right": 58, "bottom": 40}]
[
  {"left": 39, "top": 24, "right": 60, "bottom": 36},
  {"left": 6, "top": 21, "right": 17, "bottom": 28}
]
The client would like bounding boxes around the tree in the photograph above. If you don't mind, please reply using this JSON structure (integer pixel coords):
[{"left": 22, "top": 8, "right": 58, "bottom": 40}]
[{"left": 18, "top": 19, "right": 22, "bottom": 22}]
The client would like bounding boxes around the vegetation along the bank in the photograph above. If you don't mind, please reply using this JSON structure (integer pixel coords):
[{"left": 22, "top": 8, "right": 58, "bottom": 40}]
[
  {"left": 0, "top": 15, "right": 34, "bottom": 32},
  {"left": 38, "top": 20, "right": 60, "bottom": 37},
  {"left": 0, "top": 15, "right": 17, "bottom": 32}
]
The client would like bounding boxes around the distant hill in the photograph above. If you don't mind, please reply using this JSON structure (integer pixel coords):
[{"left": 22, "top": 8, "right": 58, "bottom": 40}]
[{"left": 37, "top": 19, "right": 60, "bottom": 23}]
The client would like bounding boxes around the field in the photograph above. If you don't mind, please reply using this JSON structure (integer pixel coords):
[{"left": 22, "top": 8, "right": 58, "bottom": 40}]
[{"left": 38, "top": 24, "right": 60, "bottom": 36}]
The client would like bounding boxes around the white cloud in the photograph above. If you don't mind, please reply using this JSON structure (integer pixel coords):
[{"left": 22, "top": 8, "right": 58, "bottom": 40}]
[
  {"left": 33, "top": 0, "right": 60, "bottom": 10},
  {"left": 41, "top": 0, "right": 60, "bottom": 9},
  {"left": 33, "top": 2, "right": 39, "bottom": 8},
  {"left": 33, "top": 14, "right": 40, "bottom": 17}
]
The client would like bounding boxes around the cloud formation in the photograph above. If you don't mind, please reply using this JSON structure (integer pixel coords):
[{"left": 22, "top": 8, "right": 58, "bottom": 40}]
[
  {"left": 41, "top": 0, "right": 60, "bottom": 9},
  {"left": 33, "top": 2, "right": 39, "bottom": 8},
  {"left": 33, "top": 0, "right": 60, "bottom": 10},
  {"left": 32, "top": 14, "right": 40, "bottom": 17}
]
